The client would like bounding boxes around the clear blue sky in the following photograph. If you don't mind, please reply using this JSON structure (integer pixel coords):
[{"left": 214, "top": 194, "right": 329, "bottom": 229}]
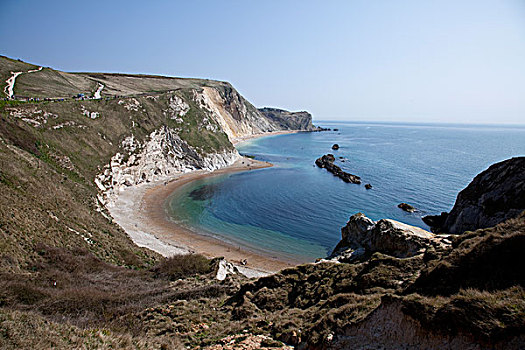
[{"left": 1, "top": 0, "right": 524, "bottom": 124}]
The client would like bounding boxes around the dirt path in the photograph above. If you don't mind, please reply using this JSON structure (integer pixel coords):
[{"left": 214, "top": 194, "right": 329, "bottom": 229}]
[
  {"left": 94, "top": 83, "right": 104, "bottom": 99},
  {"left": 4, "top": 66, "right": 42, "bottom": 99}
]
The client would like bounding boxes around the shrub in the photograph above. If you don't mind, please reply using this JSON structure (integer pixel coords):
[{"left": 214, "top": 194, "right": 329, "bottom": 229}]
[{"left": 151, "top": 254, "right": 211, "bottom": 281}]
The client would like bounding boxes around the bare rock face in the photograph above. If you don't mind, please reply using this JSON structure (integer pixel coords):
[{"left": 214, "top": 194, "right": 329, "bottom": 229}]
[
  {"left": 258, "top": 107, "right": 317, "bottom": 131},
  {"left": 330, "top": 213, "right": 450, "bottom": 261},
  {"left": 96, "top": 126, "right": 240, "bottom": 207},
  {"left": 423, "top": 157, "right": 525, "bottom": 234}
]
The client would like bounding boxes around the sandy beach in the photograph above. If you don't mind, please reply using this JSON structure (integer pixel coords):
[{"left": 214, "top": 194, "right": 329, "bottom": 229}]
[
  {"left": 232, "top": 130, "right": 300, "bottom": 145},
  {"left": 109, "top": 131, "right": 302, "bottom": 277}
]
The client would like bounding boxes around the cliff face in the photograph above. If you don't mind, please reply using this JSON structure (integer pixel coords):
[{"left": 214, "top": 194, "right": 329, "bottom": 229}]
[
  {"left": 258, "top": 107, "right": 317, "bottom": 131},
  {"left": 198, "top": 87, "right": 280, "bottom": 141},
  {"left": 423, "top": 157, "right": 525, "bottom": 234}
]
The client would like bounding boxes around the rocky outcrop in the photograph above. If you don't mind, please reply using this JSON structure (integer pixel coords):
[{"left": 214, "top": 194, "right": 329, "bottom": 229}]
[
  {"left": 330, "top": 213, "right": 450, "bottom": 261},
  {"left": 315, "top": 154, "right": 361, "bottom": 184},
  {"left": 423, "top": 157, "right": 525, "bottom": 234},
  {"left": 258, "top": 107, "right": 317, "bottom": 131}
]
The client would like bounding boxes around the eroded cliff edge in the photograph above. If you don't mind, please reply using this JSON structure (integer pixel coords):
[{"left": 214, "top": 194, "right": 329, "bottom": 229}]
[{"left": 423, "top": 156, "right": 525, "bottom": 234}]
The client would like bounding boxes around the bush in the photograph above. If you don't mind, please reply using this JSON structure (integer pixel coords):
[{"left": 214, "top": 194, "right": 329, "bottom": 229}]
[{"left": 151, "top": 254, "right": 211, "bottom": 281}]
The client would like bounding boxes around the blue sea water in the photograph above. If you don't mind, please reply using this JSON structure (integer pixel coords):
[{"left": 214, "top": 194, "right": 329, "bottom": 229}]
[{"left": 167, "top": 121, "right": 525, "bottom": 263}]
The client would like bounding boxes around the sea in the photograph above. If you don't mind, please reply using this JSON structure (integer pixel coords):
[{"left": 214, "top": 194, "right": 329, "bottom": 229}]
[{"left": 166, "top": 121, "right": 525, "bottom": 263}]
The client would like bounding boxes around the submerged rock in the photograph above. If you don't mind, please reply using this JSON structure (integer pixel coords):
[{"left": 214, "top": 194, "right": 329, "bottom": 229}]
[
  {"left": 315, "top": 154, "right": 361, "bottom": 184},
  {"left": 398, "top": 203, "right": 416, "bottom": 212},
  {"left": 423, "top": 156, "right": 525, "bottom": 234}
]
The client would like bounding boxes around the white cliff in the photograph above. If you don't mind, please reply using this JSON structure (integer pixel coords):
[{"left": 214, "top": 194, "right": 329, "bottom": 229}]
[{"left": 97, "top": 126, "right": 239, "bottom": 207}]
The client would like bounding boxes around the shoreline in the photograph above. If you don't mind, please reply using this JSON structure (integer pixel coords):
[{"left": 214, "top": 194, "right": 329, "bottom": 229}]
[
  {"left": 109, "top": 130, "right": 304, "bottom": 277},
  {"left": 232, "top": 129, "right": 299, "bottom": 145}
]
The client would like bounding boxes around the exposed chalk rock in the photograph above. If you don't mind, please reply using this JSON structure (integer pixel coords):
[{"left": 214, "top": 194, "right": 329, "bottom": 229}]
[{"left": 330, "top": 213, "right": 450, "bottom": 261}]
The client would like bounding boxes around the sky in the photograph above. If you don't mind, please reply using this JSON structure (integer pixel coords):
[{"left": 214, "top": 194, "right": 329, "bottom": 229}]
[{"left": 1, "top": 0, "right": 524, "bottom": 124}]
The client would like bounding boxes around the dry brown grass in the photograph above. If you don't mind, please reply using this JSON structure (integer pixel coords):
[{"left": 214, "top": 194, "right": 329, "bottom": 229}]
[
  {"left": 0, "top": 307, "right": 183, "bottom": 349},
  {"left": 151, "top": 254, "right": 212, "bottom": 281}
]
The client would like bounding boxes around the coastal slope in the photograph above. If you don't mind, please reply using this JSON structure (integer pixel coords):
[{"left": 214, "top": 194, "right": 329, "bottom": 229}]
[{"left": 0, "top": 55, "right": 315, "bottom": 270}]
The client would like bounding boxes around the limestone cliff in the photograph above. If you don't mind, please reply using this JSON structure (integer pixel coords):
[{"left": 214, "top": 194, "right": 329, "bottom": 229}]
[
  {"left": 258, "top": 107, "right": 317, "bottom": 131},
  {"left": 199, "top": 87, "right": 281, "bottom": 141}
]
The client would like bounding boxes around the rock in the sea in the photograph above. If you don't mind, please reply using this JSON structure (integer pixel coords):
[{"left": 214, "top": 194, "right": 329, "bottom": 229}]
[
  {"left": 330, "top": 213, "right": 450, "bottom": 261},
  {"left": 398, "top": 203, "right": 416, "bottom": 212},
  {"left": 332, "top": 144, "right": 339, "bottom": 150},
  {"left": 365, "top": 184, "right": 372, "bottom": 190},
  {"left": 423, "top": 157, "right": 525, "bottom": 234},
  {"left": 312, "top": 126, "right": 331, "bottom": 132},
  {"left": 315, "top": 154, "right": 361, "bottom": 184}
]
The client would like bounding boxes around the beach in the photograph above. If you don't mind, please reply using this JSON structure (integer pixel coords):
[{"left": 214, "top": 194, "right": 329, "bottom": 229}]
[
  {"left": 109, "top": 131, "right": 301, "bottom": 278},
  {"left": 231, "top": 130, "right": 300, "bottom": 145}
]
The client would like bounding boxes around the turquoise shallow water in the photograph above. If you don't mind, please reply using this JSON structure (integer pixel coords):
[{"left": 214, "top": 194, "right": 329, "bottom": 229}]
[{"left": 167, "top": 121, "right": 525, "bottom": 263}]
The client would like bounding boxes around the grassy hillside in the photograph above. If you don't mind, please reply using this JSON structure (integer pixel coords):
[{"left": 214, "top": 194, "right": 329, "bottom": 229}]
[
  {"left": 0, "top": 55, "right": 227, "bottom": 99},
  {"left": 0, "top": 56, "right": 39, "bottom": 98},
  {"left": 0, "top": 93, "right": 235, "bottom": 271}
]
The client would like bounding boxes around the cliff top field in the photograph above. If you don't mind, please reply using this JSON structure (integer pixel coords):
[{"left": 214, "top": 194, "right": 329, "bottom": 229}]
[
  {"left": 0, "top": 55, "right": 228, "bottom": 99},
  {"left": 1, "top": 55, "right": 524, "bottom": 349}
]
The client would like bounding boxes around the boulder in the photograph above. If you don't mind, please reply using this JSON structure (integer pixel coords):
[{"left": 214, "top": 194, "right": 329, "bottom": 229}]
[
  {"left": 332, "top": 144, "right": 339, "bottom": 150},
  {"left": 330, "top": 213, "right": 450, "bottom": 261},
  {"left": 398, "top": 203, "right": 416, "bottom": 212},
  {"left": 423, "top": 157, "right": 525, "bottom": 234},
  {"left": 365, "top": 184, "right": 372, "bottom": 190}
]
